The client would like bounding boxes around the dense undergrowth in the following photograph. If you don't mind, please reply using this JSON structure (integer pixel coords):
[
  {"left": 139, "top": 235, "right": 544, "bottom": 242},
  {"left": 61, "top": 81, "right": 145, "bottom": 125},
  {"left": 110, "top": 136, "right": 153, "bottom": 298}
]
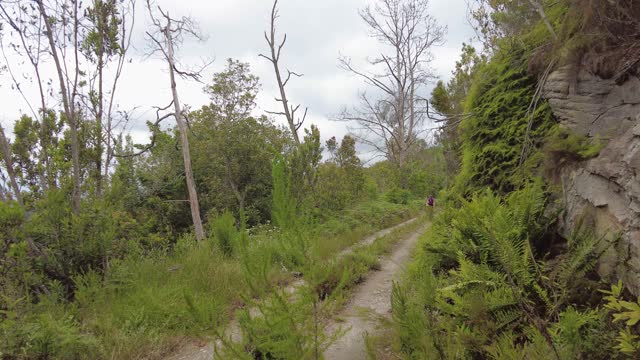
[
  {"left": 0, "top": 198, "right": 419, "bottom": 359},
  {"left": 391, "top": 183, "right": 639, "bottom": 359}
]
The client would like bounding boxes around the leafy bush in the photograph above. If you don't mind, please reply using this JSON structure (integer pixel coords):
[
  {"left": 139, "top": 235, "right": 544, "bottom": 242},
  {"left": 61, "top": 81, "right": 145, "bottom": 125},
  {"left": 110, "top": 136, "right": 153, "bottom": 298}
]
[
  {"left": 385, "top": 188, "right": 412, "bottom": 205},
  {"left": 601, "top": 281, "right": 640, "bottom": 357},
  {"left": 0, "top": 283, "right": 101, "bottom": 360}
]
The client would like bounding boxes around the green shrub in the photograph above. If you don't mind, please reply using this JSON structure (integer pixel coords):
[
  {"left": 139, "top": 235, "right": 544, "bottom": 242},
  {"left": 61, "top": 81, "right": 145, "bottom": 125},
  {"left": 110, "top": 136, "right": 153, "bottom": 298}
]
[
  {"left": 0, "top": 283, "right": 101, "bottom": 360},
  {"left": 601, "top": 281, "right": 640, "bottom": 357},
  {"left": 385, "top": 188, "right": 412, "bottom": 205},
  {"left": 453, "top": 44, "right": 555, "bottom": 196},
  {"left": 212, "top": 211, "right": 239, "bottom": 257}
]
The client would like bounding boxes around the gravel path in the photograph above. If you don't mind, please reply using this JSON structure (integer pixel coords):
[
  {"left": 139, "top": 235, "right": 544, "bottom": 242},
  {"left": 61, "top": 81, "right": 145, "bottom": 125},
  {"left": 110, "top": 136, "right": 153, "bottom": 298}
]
[
  {"left": 163, "top": 218, "right": 420, "bottom": 360},
  {"left": 323, "top": 225, "right": 426, "bottom": 360}
]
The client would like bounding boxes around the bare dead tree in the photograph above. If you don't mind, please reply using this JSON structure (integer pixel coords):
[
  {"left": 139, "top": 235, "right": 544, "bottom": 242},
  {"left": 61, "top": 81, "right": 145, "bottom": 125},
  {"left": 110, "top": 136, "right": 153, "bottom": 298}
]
[
  {"left": 145, "top": 0, "right": 206, "bottom": 241},
  {"left": 259, "top": 0, "right": 306, "bottom": 145},
  {"left": 339, "top": 0, "right": 444, "bottom": 167}
]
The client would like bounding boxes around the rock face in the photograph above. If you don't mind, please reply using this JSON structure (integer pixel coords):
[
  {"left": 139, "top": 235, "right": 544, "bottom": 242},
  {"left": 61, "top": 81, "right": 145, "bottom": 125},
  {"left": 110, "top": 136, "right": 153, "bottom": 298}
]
[{"left": 544, "top": 66, "right": 640, "bottom": 295}]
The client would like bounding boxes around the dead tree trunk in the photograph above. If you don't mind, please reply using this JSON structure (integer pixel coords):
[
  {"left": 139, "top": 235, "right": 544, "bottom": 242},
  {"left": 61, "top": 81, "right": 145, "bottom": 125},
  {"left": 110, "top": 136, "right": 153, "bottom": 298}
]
[
  {"left": 164, "top": 21, "right": 205, "bottom": 241},
  {"left": 260, "top": 0, "right": 307, "bottom": 145},
  {"left": 145, "top": 1, "right": 206, "bottom": 241}
]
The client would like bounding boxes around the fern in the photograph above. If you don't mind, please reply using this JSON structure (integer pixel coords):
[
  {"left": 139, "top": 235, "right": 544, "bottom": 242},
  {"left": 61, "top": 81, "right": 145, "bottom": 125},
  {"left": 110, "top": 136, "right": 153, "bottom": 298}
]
[
  {"left": 601, "top": 281, "right": 640, "bottom": 357},
  {"left": 392, "top": 182, "right": 622, "bottom": 359}
]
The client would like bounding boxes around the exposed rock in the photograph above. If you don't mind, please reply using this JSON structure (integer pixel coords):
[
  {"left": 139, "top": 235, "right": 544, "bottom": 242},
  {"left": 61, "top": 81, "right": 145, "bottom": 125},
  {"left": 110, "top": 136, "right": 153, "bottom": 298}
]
[
  {"left": 544, "top": 66, "right": 640, "bottom": 139},
  {"left": 544, "top": 66, "right": 640, "bottom": 295}
]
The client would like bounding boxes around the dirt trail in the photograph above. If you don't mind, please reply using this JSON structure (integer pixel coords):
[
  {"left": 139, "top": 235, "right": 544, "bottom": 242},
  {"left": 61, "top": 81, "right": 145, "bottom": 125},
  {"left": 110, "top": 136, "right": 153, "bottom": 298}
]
[
  {"left": 164, "top": 218, "right": 419, "bottom": 360},
  {"left": 323, "top": 225, "right": 426, "bottom": 360}
]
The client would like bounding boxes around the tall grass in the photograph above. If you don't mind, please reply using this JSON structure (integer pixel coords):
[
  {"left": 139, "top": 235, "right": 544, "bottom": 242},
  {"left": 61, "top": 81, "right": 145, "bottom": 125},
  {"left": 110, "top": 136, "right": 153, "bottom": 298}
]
[
  {"left": 73, "top": 236, "right": 245, "bottom": 359},
  {"left": 0, "top": 199, "right": 418, "bottom": 359}
]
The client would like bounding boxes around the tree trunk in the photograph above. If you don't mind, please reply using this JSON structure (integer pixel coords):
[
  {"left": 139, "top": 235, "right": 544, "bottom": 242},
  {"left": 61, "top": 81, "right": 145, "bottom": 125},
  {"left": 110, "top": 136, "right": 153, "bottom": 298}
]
[
  {"left": 528, "top": 0, "right": 557, "bottom": 40},
  {"left": 0, "top": 126, "right": 23, "bottom": 205},
  {"left": 96, "top": 44, "right": 104, "bottom": 196},
  {"left": 37, "top": 0, "right": 81, "bottom": 213},
  {"left": 94, "top": 0, "right": 105, "bottom": 196},
  {"left": 164, "top": 22, "right": 205, "bottom": 241}
]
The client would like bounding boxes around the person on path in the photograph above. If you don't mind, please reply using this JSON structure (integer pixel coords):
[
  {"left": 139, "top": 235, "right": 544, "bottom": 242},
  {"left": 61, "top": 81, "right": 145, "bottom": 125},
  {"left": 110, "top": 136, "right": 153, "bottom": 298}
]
[{"left": 426, "top": 195, "right": 435, "bottom": 220}]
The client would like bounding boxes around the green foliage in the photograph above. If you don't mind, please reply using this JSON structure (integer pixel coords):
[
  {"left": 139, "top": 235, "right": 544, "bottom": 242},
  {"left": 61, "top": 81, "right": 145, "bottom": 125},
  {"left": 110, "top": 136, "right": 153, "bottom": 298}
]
[
  {"left": 543, "top": 125, "right": 604, "bottom": 166},
  {"left": 601, "top": 281, "right": 640, "bottom": 357},
  {"left": 431, "top": 44, "right": 486, "bottom": 180},
  {"left": 289, "top": 125, "right": 323, "bottom": 205},
  {"left": 367, "top": 145, "right": 447, "bottom": 199},
  {"left": 212, "top": 211, "right": 240, "bottom": 257},
  {"left": 67, "top": 237, "right": 246, "bottom": 359},
  {"left": 203, "top": 58, "right": 260, "bottom": 121},
  {"left": 312, "top": 135, "right": 366, "bottom": 212},
  {"left": 391, "top": 183, "right": 620, "bottom": 359},
  {"left": 385, "top": 187, "right": 412, "bottom": 205},
  {"left": 454, "top": 44, "right": 555, "bottom": 195},
  {"left": 216, "top": 226, "right": 337, "bottom": 359},
  {"left": 190, "top": 61, "right": 288, "bottom": 224},
  {"left": 215, "top": 205, "right": 424, "bottom": 359},
  {"left": 271, "top": 154, "right": 297, "bottom": 230},
  {"left": 0, "top": 282, "right": 101, "bottom": 359},
  {"left": 82, "top": 0, "right": 123, "bottom": 62}
]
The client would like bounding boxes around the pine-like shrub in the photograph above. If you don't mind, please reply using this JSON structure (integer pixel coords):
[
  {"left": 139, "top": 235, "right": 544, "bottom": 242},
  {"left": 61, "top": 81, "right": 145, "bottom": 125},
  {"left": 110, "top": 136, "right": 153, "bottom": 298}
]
[{"left": 212, "top": 211, "right": 240, "bottom": 257}]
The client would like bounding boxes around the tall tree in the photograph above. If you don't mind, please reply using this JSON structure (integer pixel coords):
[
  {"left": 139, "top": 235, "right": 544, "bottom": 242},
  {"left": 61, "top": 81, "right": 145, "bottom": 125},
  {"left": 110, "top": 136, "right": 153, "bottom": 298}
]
[
  {"left": 259, "top": 0, "right": 307, "bottom": 145},
  {"left": 339, "top": 0, "right": 445, "bottom": 168},
  {"left": 0, "top": 1, "right": 51, "bottom": 191},
  {"left": 203, "top": 58, "right": 260, "bottom": 123},
  {"left": 145, "top": 0, "right": 205, "bottom": 241},
  {"left": 0, "top": 0, "right": 135, "bottom": 198},
  {"left": 82, "top": 0, "right": 135, "bottom": 194},
  {"left": 192, "top": 59, "right": 287, "bottom": 222},
  {"left": 34, "top": 0, "right": 84, "bottom": 213}
]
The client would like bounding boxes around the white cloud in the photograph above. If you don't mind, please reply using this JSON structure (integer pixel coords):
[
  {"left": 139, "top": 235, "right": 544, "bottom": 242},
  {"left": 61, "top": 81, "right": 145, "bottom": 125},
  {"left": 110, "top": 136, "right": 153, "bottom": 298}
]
[{"left": 0, "top": 0, "right": 475, "bottom": 157}]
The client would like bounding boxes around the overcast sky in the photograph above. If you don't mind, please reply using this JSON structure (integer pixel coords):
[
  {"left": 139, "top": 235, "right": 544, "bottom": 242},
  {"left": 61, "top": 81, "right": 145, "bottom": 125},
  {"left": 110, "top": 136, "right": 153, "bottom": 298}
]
[{"left": 0, "top": 0, "right": 475, "bottom": 160}]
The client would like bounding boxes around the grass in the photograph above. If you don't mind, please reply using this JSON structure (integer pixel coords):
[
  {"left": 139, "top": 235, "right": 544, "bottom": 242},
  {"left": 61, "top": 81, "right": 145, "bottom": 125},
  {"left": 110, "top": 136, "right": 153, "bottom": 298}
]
[
  {"left": 73, "top": 238, "right": 246, "bottom": 359},
  {"left": 0, "top": 199, "right": 420, "bottom": 359},
  {"left": 213, "top": 210, "right": 428, "bottom": 359},
  {"left": 316, "top": 214, "right": 427, "bottom": 310},
  {"left": 313, "top": 200, "right": 421, "bottom": 260}
]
